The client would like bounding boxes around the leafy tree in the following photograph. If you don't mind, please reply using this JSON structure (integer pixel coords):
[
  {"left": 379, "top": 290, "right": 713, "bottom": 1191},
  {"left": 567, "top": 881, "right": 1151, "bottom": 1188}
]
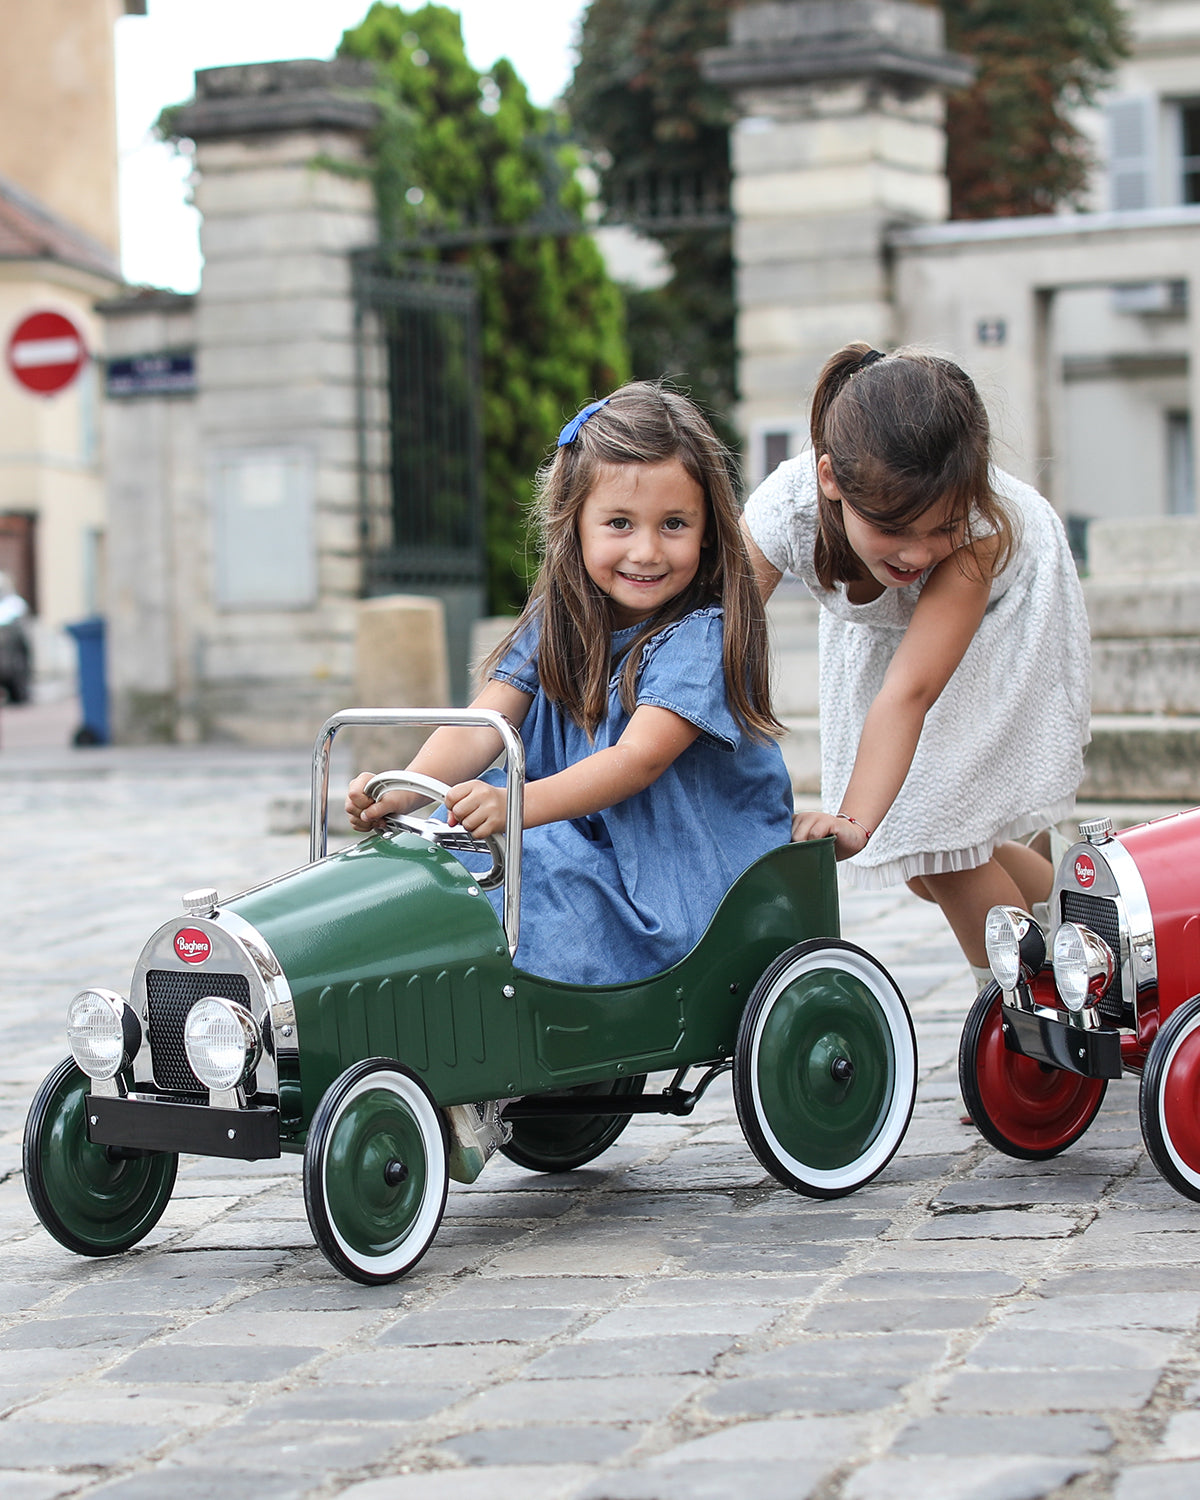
[
  {"left": 340, "top": 4, "right": 629, "bottom": 612},
  {"left": 567, "top": 0, "right": 738, "bottom": 445},
  {"left": 938, "top": 0, "right": 1130, "bottom": 219}
]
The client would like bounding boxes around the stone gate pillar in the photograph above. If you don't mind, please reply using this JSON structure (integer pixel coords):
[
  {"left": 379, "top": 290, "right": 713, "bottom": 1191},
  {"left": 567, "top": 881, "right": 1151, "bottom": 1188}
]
[
  {"left": 703, "top": 0, "right": 972, "bottom": 479},
  {"left": 169, "top": 59, "right": 381, "bottom": 743}
]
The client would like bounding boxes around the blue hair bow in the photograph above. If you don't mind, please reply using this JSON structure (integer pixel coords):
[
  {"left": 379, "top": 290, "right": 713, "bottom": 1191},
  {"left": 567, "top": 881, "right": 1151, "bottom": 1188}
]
[{"left": 556, "top": 397, "right": 610, "bottom": 447}]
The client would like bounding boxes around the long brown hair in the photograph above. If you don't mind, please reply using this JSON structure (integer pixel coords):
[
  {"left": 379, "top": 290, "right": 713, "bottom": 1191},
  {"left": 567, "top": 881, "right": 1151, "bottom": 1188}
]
[
  {"left": 810, "top": 342, "right": 1016, "bottom": 590},
  {"left": 484, "top": 382, "right": 782, "bottom": 741}
]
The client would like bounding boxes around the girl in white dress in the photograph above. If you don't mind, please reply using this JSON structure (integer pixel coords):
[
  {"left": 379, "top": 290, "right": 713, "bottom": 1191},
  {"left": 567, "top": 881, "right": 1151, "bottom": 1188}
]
[{"left": 741, "top": 342, "right": 1091, "bottom": 982}]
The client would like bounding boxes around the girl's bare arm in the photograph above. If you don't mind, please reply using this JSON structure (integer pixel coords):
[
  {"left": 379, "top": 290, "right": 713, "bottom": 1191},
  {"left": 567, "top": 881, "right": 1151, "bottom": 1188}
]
[
  {"left": 346, "top": 678, "right": 533, "bottom": 830},
  {"left": 793, "top": 548, "right": 994, "bottom": 858},
  {"left": 446, "top": 705, "right": 702, "bottom": 838},
  {"left": 740, "top": 519, "right": 783, "bottom": 600}
]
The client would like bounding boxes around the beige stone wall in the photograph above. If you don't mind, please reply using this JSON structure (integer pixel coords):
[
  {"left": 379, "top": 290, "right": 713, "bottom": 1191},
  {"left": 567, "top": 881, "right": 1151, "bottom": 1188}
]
[{"left": 0, "top": 0, "right": 126, "bottom": 257}]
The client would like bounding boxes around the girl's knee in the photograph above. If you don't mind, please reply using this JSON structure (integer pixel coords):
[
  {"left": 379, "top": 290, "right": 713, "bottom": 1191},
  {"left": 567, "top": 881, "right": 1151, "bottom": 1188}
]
[{"left": 906, "top": 875, "right": 935, "bottom": 902}]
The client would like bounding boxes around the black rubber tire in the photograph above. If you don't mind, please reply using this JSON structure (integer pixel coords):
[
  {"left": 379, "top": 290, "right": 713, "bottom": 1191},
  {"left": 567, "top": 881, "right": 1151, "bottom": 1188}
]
[{"left": 501, "top": 1075, "right": 647, "bottom": 1172}]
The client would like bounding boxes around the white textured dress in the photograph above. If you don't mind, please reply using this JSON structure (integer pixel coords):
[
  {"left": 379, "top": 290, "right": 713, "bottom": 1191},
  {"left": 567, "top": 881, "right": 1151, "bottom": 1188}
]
[{"left": 743, "top": 456, "right": 1092, "bottom": 890}]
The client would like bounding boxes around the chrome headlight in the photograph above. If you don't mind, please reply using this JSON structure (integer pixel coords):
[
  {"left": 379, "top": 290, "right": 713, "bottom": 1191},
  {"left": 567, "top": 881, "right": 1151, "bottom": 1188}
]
[
  {"left": 985, "top": 905, "right": 1046, "bottom": 992},
  {"left": 184, "top": 997, "right": 262, "bottom": 1092},
  {"left": 1052, "top": 922, "right": 1114, "bottom": 1013},
  {"left": 67, "top": 989, "right": 141, "bottom": 1081}
]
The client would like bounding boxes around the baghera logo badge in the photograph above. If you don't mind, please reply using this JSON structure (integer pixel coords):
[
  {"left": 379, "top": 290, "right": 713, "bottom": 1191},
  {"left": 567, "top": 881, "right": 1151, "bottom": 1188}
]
[
  {"left": 1074, "top": 853, "right": 1097, "bottom": 889},
  {"left": 174, "top": 927, "right": 212, "bottom": 964}
]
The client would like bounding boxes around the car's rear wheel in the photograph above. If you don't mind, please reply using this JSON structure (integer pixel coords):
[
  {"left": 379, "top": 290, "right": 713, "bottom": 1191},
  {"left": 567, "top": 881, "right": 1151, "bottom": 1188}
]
[
  {"left": 24, "top": 1058, "right": 177, "bottom": 1255},
  {"left": 501, "top": 1076, "right": 647, "bottom": 1172}
]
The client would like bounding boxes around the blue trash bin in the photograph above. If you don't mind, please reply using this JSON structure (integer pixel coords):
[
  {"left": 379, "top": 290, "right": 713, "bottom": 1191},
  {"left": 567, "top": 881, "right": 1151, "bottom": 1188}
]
[{"left": 65, "top": 618, "right": 109, "bottom": 746}]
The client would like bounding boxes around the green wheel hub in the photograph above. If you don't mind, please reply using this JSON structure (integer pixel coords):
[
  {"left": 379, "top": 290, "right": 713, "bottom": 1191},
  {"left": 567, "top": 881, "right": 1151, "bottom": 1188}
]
[
  {"left": 24, "top": 1059, "right": 177, "bottom": 1256},
  {"left": 304, "top": 1059, "right": 448, "bottom": 1284},
  {"left": 324, "top": 1085, "right": 430, "bottom": 1261},
  {"left": 759, "top": 974, "right": 895, "bottom": 1171},
  {"left": 734, "top": 940, "right": 916, "bottom": 1197}
]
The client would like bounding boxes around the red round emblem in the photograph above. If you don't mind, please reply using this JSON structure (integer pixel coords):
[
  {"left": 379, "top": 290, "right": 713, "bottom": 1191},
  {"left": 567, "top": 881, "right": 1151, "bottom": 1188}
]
[
  {"left": 1074, "top": 853, "right": 1097, "bottom": 889},
  {"left": 6, "top": 310, "right": 88, "bottom": 395},
  {"left": 174, "top": 927, "right": 212, "bottom": 964}
]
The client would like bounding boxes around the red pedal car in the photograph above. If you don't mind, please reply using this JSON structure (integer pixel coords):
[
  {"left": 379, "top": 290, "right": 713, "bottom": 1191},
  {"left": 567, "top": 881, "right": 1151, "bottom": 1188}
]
[{"left": 961, "top": 811, "right": 1200, "bottom": 1198}]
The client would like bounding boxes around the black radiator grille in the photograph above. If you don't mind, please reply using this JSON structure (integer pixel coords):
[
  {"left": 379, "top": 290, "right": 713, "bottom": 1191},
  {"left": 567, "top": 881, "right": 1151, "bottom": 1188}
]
[
  {"left": 1060, "top": 891, "right": 1125, "bottom": 1021},
  {"left": 146, "top": 969, "right": 252, "bottom": 1091}
]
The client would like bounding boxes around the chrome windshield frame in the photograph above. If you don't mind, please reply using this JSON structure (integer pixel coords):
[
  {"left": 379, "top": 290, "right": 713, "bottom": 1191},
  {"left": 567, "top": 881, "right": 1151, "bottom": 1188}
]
[{"left": 310, "top": 708, "right": 526, "bottom": 956}]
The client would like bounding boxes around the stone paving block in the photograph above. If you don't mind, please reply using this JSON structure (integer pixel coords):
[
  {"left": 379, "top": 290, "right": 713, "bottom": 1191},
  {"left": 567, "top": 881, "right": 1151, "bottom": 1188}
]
[
  {"left": 890, "top": 1412, "right": 1113, "bottom": 1457},
  {"left": 674, "top": 1241, "right": 853, "bottom": 1275},
  {"left": 576, "top": 1304, "right": 778, "bottom": 1340},
  {"left": 20, "top": 1388, "right": 236, "bottom": 1428},
  {"left": 525, "top": 1333, "right": 733, "bottom": 1380},
  {"left": 935, "top": 1177, "right": 1103, "bottom": 1206},
  {"left": 701, "top": 1373, "right": 906, "bottom": 1417},
  {"left": 0, "top": 1282, "right": 55, "bottom": 1315},
  {"left": 85, "top": 1468, "right": 312, "bottom": 1500},
  {"left": 1114, "top": 1461, "right": 1200, "bottom": 1499},
  {"left": 802, "top": 1297, "right": 990, "bottom": 1334},
  {"left": 442, "top": 1191, "right": 575, "bottom": 1220},
  {"left": 436, "top": 1422, "right": 641, "bottom": 1466},
  {"left": 166, "top": 1419, "right": 404, "bottom": 1472},
  {"left": 625, "top": 1274, "right": 822, "bottom": 1306},
  {"left": 455, "top": 1372, "right": 701, "bottom": 1426},
  {"left": 842, "top": 1455, "right": 1088, "bottom": 1500},
  {"left": 576, "top": 1459, "right": 827, "bottom": 1499},
  {"left": 0, "top": 1421, "right": 174, "bottom": 1469},
  {"left": 1158, "top": 1410, "right": 1200, "bottom": 1459},
  {"left": 102, "top": 1342, "right": 321, "bottom": 1385},
  {"left": 838, "top": 1270, "right": 1022, "bottom": 1298},
  {"left": 0, "top": 1314, "right": 172, "bottom": 1351},
  {"left": 0, "top": 1476, "right": 78, "bottom": 1500},
  {"left": 914, "top": 1209, "right": 1078, "bottom": 1239},
  {"left": 229, "top": 1278, "right": 414, "bottom": 1314},
  {"left": 337, "top": 1466, "right": 594, "bottom": 1500},
  {"left": 940, "top": 1368, "right": 1160, "bottom": 1413},
  {"left": 235, "top": 1386, "right": 461, "bottom": 1425},
  {"left": 160, "top": 1308, "right": 379, "bottom": 1346},
  {"left": 51, "top": 1278, "right": 242, "bottom": 1316},
  {"left": 317, "top": 1343, "right": 517, "bottom": 1386},
  {"left": 1000, "top": 1291, "right": 1200, "bottom": 1333},
  {"left": 727, "top": 1332, "right": 951, "bottom": 1380},
  {"left": 375, "top": 1306, "right": 580, "bottom": 1346},
  {"left": 967, "top": 1325, "right": 1178, "bottom": 1371},
  {"left": 484, "top": 1231, "right": 677, "bottom": 1277},
  {"left": 433, "top": 1276, "right": 627, "bottom": 1310},
  {"left": 648, "top": 1413, "right": 873, "bottom": 1466}
]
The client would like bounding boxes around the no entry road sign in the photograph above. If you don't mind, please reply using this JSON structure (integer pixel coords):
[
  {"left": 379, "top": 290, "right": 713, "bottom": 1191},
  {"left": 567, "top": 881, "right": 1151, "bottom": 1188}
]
[{"left": 6, "top": 310, "right": 88, "bottom": 395}]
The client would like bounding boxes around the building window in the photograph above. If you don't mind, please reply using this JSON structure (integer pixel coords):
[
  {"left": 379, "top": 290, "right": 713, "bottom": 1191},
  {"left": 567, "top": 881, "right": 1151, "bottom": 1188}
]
[
  {"left": 1167, "top": 410, "right": 1195, "bottom": 516},
  {"left": 763, "top": 431, "right": 791, "bottom": 476},
  {"left": 1180, "top": 101, "right": 1200, "bottom": 204}
]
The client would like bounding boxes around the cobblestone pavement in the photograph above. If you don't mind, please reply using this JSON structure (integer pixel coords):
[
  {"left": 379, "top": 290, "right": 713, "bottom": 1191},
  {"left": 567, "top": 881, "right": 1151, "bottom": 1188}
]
[{"left": 3, "top": 739, "right": 1200, "bottom": 1500}]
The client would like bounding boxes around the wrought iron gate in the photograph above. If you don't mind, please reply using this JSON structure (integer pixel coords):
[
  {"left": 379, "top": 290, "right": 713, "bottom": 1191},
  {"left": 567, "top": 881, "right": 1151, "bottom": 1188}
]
[{"left": 353, "top": 255, "right": 485, "bottom": 703}]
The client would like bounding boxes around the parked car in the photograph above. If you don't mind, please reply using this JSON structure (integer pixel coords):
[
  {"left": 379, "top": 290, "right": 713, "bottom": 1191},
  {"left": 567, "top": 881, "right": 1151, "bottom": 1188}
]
[
  {"left": 24, "top": 707, "right": 918, "bottom": 1284},
  {"left": 0, "top": 572, "right": 31, "bottom": 703},
  {"left": 961, "top": 810, "right": 1200, "bottom": 1200}
]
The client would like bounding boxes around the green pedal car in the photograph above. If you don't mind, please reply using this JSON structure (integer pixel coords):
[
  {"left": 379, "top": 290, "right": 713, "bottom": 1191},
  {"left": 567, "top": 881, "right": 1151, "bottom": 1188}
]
[{"left": 24, "top": 709, "right": 918, "bottom": 1284}]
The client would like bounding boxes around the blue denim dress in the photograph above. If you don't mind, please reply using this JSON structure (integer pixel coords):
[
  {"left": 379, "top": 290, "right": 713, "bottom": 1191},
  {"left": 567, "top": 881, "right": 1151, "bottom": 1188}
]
[{"left": 485, "top": 606, "right": 793, "bottom": 985}]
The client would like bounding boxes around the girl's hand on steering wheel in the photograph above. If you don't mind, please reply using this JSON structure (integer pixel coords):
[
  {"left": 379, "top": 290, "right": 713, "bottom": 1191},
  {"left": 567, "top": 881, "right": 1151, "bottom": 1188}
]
[
  {"left": 791, "top": 809, "right": 870, "bottom": 862},
  {"left": 345, "top": 773, "right": 427, "bottom": 832},
  {"left": 445, "top": 780, "right": 506, "bottom": 839}
]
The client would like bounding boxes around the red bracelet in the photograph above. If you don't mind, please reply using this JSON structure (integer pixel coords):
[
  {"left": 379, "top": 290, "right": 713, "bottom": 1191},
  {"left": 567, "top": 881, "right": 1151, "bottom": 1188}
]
[{"left": 835, "top": 812, "right": 872, "bottom": 843}]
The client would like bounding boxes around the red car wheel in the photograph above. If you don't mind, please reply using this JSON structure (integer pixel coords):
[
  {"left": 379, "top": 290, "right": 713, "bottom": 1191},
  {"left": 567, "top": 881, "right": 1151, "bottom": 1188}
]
[
  {"left": 1140, "top": 996, "right": 1200, "bottom": 1202},
  {"left": 960, "top": 982, "right": 1106, "bottom": 1160}
]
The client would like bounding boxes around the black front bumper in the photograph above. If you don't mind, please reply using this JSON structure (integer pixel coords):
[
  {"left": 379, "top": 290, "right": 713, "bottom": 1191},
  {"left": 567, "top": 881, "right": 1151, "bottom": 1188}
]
[
  {"left": 1002, "top": 1001, "right": 1124, "bottom": 1079},
  {"left": 87, "top": 1094, "right": 281, "bottom": 1160}
]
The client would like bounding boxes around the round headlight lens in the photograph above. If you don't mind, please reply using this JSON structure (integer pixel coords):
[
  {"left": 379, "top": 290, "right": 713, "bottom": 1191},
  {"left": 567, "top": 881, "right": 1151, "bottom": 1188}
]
[
  {"left": 1052, "top": 922, "right": 1114, "bottom": 1013},
  {"left": 985, "top": 906, "right": 1045, "bottom": 991},
  {"left": 184, "top": 998, "right": 261, "bottom": 1092},
  {"left": 67, "top": 989, "right": 138, "bottom": 1080}
]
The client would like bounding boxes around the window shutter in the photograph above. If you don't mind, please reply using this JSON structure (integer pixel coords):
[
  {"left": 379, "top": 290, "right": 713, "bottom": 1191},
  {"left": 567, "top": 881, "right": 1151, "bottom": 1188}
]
[{"left": 1106, "top": 96, "right": 1158, "bottom": 211}]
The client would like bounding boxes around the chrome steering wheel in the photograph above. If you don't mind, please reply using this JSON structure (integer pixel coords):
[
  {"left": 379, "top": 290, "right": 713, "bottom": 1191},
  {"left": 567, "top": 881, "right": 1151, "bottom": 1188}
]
[{"left": 363, "top": 771, "right": 505, "bottom": 891}]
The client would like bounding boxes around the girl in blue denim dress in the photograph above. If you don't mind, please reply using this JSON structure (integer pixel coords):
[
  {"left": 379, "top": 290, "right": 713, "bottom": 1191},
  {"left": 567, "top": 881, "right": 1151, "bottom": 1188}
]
[{"left": 347, "top": 383, "right": 793, "bottom": 987}]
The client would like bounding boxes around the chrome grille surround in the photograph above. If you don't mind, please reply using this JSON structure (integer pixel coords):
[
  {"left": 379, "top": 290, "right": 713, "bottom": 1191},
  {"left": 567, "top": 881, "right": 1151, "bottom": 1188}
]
[{"left": 1050, "top": 835, "right": 1156, "bottom": 1028}]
